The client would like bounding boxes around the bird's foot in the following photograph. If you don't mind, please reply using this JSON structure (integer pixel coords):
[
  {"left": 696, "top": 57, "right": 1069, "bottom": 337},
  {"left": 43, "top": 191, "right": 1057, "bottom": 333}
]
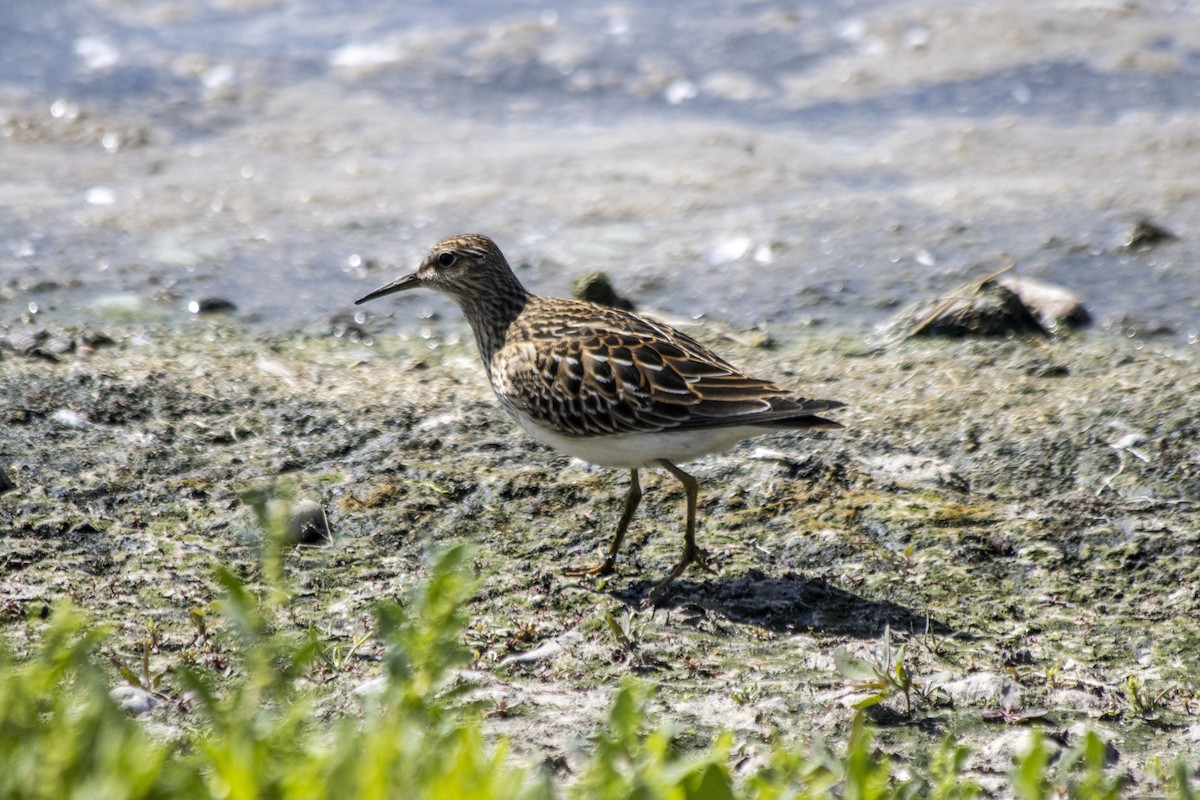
[
  {"left": 564, "top": 557, "right": 617, "bottom": 578},
  {"left": 644, "top": 545, "right": 709, "bottom": 604}
]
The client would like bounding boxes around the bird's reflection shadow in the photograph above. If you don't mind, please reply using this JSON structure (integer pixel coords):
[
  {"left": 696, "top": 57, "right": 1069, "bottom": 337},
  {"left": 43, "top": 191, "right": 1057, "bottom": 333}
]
[{"left": 612, "top": 569, "right": 955, "bottom": 639}]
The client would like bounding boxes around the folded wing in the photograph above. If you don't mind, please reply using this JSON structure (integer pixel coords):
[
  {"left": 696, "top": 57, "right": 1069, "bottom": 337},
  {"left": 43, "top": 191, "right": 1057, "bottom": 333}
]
[{"left": 498, "top": 306, "right": 844, "bottom": 438}]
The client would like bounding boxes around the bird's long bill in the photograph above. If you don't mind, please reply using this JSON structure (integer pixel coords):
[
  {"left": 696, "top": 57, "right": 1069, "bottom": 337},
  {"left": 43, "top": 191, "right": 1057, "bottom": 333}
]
[{"left": 354, "top": 271, "right": 422, "bottom": 305}]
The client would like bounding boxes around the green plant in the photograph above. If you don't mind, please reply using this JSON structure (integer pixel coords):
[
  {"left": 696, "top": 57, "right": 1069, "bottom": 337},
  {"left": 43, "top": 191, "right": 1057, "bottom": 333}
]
[
  {"left": 605, "top": 607, "right": 642, "bottom": 655},
  {"left": 731, "top": 681, "right": 765, "bottom": 707},
  {"left": 1123, "top": 674, "right": 1174, "bottom": 720},
  {"left": 0, "top": 604, "right": 173, "bottom": 800},
  {"left": 1014, "top": 731, "right": 1130, "bottom": 800},
  {"left": 0, "top": 496, "right": 1196, "bottom": 799},
  {"left": 108, "top": 625, "right": 170, "bottom": 698},
  {"left": 573, "top": 681, "right": 737, "bottom": 800},
  {"left": 834, "top": 626, "right": 948, "bottom": 717}
]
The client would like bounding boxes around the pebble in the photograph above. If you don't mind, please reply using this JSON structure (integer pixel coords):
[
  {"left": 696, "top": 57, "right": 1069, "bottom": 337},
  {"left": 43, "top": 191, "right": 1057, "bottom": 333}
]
[
  {"left": 501, "top": 631, "right": 582, "bottom": 665},
  {"left": 268, "top": 498, "right": 332, "bottom": 544},
  {"left": 2, "top": 329, "right": 111, "bottom": 360},
  {"left": 188, "top": 297, "right": 237, "bottom": 315},
  {"left": 50, "top": 409, "right": 92, "bottom": 429},
  {"left": 915, "top": 280, "right": 1047, "bottom": 338},
  {"left": 110, "top": 685, "right": 159, "bottom": 715},
  {"left": 1051, "top": 688, "right": 1104, "bottom": 712},
  {"left": 353, "top": 676, "right": 388, "bottom": 697},
  {"left": 3, "top": 329, "right": 74, "bottom": 361},
  {"left": 863, "top": 454, "right": 968, "bottom": 492},
  {"left": 878, "top": 272, "right": 1063, "bottom": 344},
  {"left": 942, "top": 672, "right": 1007, "bottom": 705}
]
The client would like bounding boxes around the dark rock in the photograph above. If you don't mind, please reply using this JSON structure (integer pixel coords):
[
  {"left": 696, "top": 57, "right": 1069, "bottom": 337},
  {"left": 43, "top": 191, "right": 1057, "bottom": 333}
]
[
  {"left": 1123, "top": 218, "right": 1178, "bottom": 250},
  {"left": 188, "top": 297, "right": 237, "bottom": 315},
  {"left": 284, "top": 498, "right": 332, "bottom": 545},
  {"left": 571, "top": 272, "right": 635, "bottom": 311}
]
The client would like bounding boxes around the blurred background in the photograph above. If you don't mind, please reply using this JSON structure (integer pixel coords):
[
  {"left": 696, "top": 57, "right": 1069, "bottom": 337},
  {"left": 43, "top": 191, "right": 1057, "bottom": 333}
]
[{"left": 2, "top": 0, "right": 1198, "bottom": 343}]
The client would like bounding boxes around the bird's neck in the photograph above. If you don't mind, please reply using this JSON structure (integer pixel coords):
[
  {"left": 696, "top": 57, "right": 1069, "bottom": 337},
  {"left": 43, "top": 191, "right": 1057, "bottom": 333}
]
[{"left": 457, "top": 280, "right": 529, "bottom": 366}]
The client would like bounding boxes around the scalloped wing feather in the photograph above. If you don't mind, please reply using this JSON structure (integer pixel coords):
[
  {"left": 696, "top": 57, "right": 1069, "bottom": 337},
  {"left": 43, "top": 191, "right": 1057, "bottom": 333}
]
[{"left": 493, "top": 299, "right": 844, "bottom": 438}]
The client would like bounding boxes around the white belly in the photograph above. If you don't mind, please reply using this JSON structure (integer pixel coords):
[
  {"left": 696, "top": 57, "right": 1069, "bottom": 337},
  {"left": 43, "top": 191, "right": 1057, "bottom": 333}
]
[{"left": 505, "top": 407, "right": 767, "bottom": 468}]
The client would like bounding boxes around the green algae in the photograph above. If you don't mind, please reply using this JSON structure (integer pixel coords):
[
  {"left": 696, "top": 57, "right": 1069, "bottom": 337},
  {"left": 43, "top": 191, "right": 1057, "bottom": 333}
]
[{"left": 1, "top": 320, "right": 1197, "bottom": 790}]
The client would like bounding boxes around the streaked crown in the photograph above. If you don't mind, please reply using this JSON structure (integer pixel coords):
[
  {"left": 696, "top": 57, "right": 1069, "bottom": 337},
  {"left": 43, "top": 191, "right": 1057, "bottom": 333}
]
[
  {"left": 411, "top": 234, "right": 523, "bottom": 302},
  {"left": 355, "top": 233, "right": 531, "bottom": 361}
]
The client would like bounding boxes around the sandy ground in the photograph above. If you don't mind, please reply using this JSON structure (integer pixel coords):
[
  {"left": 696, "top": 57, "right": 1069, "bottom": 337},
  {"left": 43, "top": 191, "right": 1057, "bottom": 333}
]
[
  {"left": 2, "top": 319, "right": 1197, "bottom": 790},
  {"left": 3, "top": 0, "right": 1200, "bottom": 791}
]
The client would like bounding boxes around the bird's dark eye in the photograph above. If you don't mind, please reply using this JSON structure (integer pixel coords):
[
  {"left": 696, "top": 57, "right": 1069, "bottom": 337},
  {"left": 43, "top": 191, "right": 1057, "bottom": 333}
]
[{"left": 437, "top": 251, "right": 457, "bottom": 268}]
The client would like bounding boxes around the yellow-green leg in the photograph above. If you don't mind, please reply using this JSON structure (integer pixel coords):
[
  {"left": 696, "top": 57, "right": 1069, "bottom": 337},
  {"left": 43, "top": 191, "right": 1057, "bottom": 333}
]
[
  {"left": 647, "top": 460, "right": 709, "bottom": 600},
  {"left": 566, "top": 469, "right": 642, "bottom": 576}
]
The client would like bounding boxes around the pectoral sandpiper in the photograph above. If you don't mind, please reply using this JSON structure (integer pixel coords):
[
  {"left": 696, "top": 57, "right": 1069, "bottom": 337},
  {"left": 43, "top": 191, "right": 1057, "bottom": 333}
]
[{"left": 356, "top": 234, "right": 844, "bottom": 600}]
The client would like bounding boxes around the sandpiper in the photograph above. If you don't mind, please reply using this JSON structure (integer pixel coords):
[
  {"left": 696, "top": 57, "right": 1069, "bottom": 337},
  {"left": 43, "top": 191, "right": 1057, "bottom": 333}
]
[{"left": 356, "top": 234, "right": 844, "bottom": 599}]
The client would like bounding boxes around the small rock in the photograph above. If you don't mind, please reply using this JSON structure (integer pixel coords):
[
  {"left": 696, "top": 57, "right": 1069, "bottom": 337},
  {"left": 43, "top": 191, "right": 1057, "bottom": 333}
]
[
  {"left": 1051, "top": 688, "right": 1104, "bottom": 712},
  {"left": 3, "top": 329, "right": 72, "bottom": 361},
  {"left": 353, "top": 676, "right": 388, "bottom": 697},
  {"left": 1123, "top": 218, "right": 1177, "bottom": 250},
  {"left": 276, "top": 498, "right": 331, "bottom": 545},
  {"left": 976, "top": 728, "right": 1045, "bottom": 765},
  {"left": 943, "top": 672, "right": 1007, "bottom": 705},
  {"left": 5, "top": 331, "right": 41, "bottom": 353},
  {"left": 996, "top": 274, "right": 1090, "bottom": 332},
  {"left": 501, "top": 631, "right": 582, "bottom": 666},
  {"left": 50, "top": 409, "right": 91, "bottom": 429},
  {"left": 43, "top": 333, "right": 76, "bottom": 355},
  {"left": 76, "top": 330, "right": 115, "bottom": 355},
  {"left": 863, "top": 454, "right": 968, "bottom": 492},
  {"left": 571, "top": 272, "right": 635, "bottom": 310},
  {"left": 110, "top": 685, "right": 159, "bottom": 715},
  {"left": 188, "top": 297, "right": 237, "bottom": 315}
]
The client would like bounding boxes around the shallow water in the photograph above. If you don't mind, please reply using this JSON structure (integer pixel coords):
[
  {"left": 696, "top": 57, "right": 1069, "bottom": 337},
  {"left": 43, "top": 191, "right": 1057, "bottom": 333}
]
[{"left": 2, "top": 0, "right": 1199, "bottom": 343}]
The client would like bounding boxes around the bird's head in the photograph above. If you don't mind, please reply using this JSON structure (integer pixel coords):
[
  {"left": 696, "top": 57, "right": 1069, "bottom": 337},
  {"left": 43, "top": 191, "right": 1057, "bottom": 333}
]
[{"left": 355, "top": 233, "right": 520, "bottom": 307}]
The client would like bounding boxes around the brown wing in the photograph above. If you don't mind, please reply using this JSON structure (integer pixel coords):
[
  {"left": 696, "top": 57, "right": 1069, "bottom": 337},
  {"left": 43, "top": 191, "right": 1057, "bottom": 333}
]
[{"left": 496, "top": 300, "right": 844, "bottom": 438}]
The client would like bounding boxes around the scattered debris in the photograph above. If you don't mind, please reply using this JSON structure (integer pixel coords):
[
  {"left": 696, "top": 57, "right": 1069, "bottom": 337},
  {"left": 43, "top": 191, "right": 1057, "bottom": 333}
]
[
  {"left": 256, "top": 357, "right": 297, "bottom": 386},
  {"left": 863, "top": 454, "right": 969, "bottom": 493},
  {"left": 1, "top": 328, "right": 114, "bottom": 361},
  {"left": 3, "top": 329, "right": 75, "bottom": 361}
]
